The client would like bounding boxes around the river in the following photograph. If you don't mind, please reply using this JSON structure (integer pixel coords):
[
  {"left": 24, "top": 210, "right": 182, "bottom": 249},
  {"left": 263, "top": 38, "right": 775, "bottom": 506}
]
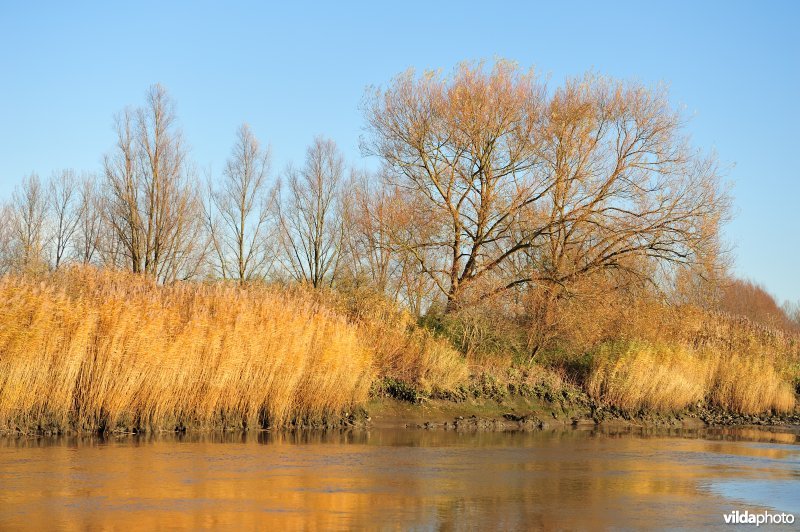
[{"left": 1, "top": 426, "right": 798, "bottom": 530}]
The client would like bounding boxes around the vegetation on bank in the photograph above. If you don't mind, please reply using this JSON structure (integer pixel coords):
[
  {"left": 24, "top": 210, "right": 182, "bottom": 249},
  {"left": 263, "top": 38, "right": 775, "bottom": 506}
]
[
  {"left": 0, "top": 267, "right": 797, "bottom": 434},
  {"left": 587, "top": 341, "right": 795, "bottom": 415},
  {"left": 0, "top": 268, "right": 372, "bottom": 433}
]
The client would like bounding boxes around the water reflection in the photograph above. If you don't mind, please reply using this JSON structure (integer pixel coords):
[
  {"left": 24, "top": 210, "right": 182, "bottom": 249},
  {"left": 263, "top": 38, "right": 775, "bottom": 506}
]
[
  {"left": 1, "top": 426, "right": 798, "bottom": 530},
  {"left": 707, "top": 479, "right": 800, "bottom": 515}
]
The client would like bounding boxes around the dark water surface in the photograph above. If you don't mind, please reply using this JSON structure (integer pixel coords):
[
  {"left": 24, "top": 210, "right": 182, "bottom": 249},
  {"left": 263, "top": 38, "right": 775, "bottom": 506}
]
[{"left": 1, "top": 426, "right": 798, "bottom": 530}]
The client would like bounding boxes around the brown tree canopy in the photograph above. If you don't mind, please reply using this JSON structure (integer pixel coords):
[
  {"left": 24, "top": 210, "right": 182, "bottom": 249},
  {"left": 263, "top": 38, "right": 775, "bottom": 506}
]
[
  {"left": 0, "top": 62, "right": 734, "bottom": 316},
  {"left": 720, "top": 278, "right": 795, "bottom": 331},
  {"left": 362, "top": 61, "right": 730, "bottom": 310}
]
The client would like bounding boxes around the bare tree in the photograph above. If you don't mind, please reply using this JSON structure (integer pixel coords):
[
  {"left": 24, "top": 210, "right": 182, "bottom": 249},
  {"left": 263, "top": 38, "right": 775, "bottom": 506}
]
[
  {"left": 73, "top": 173, "right": 104, "bottom": 265},
  {"left": 519, "top": 74, "right": 729, "bottom": 298},
  {"left": 278, "top": 136, "right": 344, "bottom": 287},
  {"left": 103, "top": 107, "right": 141, "bottom": 270},
  {"left": 206, "top": 124, "right": 276, "bottom": 283},
  {"left": 96, "top": 213, "right": 129, "bottom": 269},
  {"left": 783, "top": 300, "right": 800, "bottom": 331},
  {"left": 8, "top": 173, "right": 49, "bottom": 273},
  {"left": 338, "top": 170, "right": 396, "bottom": 291},
  {"left": 338, "top": 171, "right": 439, "bottom": 314},
  {"left": 48, "top": 169, "right": 84, "bottom": 269},
  {"left": 671, "top": 228, "right": 730, "bottom": 310},
  {"left": 719, "top": 278, "right": 794, "bottom": 330},
  {"left": 363, "top": 62, "right": 730, "bottom": 311},
  {"left": 363, "top": 62, "right": 547, "bottom": 310},
  {"left": 0, "top": 202, "right": 14, "bottom": 274},
  {"left": 103, "top": 84, "right": 205, "bottom": 282}
]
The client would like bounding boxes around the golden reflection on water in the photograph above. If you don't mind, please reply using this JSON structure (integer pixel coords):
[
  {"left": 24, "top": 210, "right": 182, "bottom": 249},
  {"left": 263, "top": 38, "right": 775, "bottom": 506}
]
[{"left": 1, "top": 427, "right": 798, "bottom": 530}]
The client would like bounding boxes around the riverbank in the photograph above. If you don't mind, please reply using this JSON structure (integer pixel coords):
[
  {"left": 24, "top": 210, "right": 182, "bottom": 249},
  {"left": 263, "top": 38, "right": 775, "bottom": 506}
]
[
  {"left": 5, "top": 392, "right": 799, "bottom": 436},
  {"left": 367, "top": 395, "right": 800, "bottom": 433},
  {"left": 367, "top": 370, "right": 800, "bottom": 432},
  {"left": 1, "top": 267, "right": 798, "bottom": 436}
]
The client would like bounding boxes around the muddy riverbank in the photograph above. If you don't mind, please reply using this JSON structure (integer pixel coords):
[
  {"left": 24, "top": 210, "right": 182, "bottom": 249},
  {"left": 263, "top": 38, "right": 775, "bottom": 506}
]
[
  {"left": 3, "top": 391, "right": 799, "bottom": 436},
  {"left": 367, "top": 395, "right": 800, "bottom": 433}
]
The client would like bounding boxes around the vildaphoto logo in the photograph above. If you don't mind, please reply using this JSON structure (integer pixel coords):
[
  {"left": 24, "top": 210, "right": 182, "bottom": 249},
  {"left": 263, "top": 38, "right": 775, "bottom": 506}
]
[{"left": 723, "top": 510, "right": 795, "bottom": 526}]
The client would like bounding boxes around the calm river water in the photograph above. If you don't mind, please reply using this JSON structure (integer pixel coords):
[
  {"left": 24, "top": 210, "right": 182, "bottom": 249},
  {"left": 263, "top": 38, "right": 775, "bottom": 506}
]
[{"left": 1, "top": 426, "right": 798, "bottom": 530}]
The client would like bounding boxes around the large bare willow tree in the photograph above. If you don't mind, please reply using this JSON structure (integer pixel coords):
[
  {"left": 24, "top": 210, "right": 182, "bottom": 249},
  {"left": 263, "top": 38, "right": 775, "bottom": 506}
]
[{"left": 362, "top": 61, "right": 729, "bottom": 311}]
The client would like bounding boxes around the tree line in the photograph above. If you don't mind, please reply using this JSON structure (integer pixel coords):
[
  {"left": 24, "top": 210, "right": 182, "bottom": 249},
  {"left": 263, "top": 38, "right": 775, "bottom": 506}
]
[{"left": 1, "top": 62, "right": 741, "bottom": 323}]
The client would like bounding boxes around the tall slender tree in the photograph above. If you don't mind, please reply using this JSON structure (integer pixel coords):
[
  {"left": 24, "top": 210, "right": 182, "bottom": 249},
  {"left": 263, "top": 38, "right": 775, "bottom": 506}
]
[
  {"left": 48, "top": 169, "right": 83, "bottom": 269},
  {"left": 9, "top": 173, "right": 48, "bottom": 272},
  {"left": 278, "top": 136, "right": 344, "bottom": 287},
  {"left": 206, "top": 124, "right": 276, "bottom": 283},
  {"left": 103, "top": 84, "right": 205, "bottom": 282}
]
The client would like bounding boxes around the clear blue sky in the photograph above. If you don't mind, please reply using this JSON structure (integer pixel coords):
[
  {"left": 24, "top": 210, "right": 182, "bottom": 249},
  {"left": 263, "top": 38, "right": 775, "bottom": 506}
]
[{"left": 1, "top": 1, "right": 798, "bottom": 302}]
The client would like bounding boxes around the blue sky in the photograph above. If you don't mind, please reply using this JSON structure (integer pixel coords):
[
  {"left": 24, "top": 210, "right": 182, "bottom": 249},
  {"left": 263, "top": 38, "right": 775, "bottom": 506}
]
[{"left": 1, "top": 1, "right": 798, "bottom": 302}]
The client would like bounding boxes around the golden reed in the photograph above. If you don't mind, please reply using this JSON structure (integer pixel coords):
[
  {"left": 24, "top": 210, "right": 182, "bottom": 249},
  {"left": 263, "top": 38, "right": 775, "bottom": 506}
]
[
  {"left": 0, "top": 267, "right": 373, "bottom": 433},
  {"left": 587, "top": 341, "right": 796, "bottom": 414},
  {"left": 0, "top": 266, "right": 795, "bottom": 433}
]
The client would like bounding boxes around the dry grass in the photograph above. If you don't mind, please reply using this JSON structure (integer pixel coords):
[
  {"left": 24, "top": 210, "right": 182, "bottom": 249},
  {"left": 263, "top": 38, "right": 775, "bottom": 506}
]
[
  {"left": 2, "top": 266, "right": 795, "bottom": 432},
  {"left": 711, "top": 354, "right": 796, "bottom": 414},
  {"left": 587, "top": 342, "right": 711, "bottom": 412},
  {"left": 532, "top": 283, "right": 798, "bottom": 415},
  {"left": 587, "top": 340, "right": 796, "bottom": 415},
  {"left": 308, "top": 286, "right": 469, "bottom": 395},
  {"left": 0, "top": 267, "right": 374, "bottom": 433}
]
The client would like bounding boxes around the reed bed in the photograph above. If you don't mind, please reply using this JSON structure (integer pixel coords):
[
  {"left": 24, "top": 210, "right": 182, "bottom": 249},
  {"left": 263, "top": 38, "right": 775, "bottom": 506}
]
[
  {"left": 0, "top": 268, "right": 374, "bottom": 433},
  {"left": 303, "top": 286, "right": 469, "bottom": 396},
  {"left": 1, "top": 267, "right": 795, "bottom": 432},
  {"left": 587, "top": 340, "right": 796, "bottom": 415}
]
